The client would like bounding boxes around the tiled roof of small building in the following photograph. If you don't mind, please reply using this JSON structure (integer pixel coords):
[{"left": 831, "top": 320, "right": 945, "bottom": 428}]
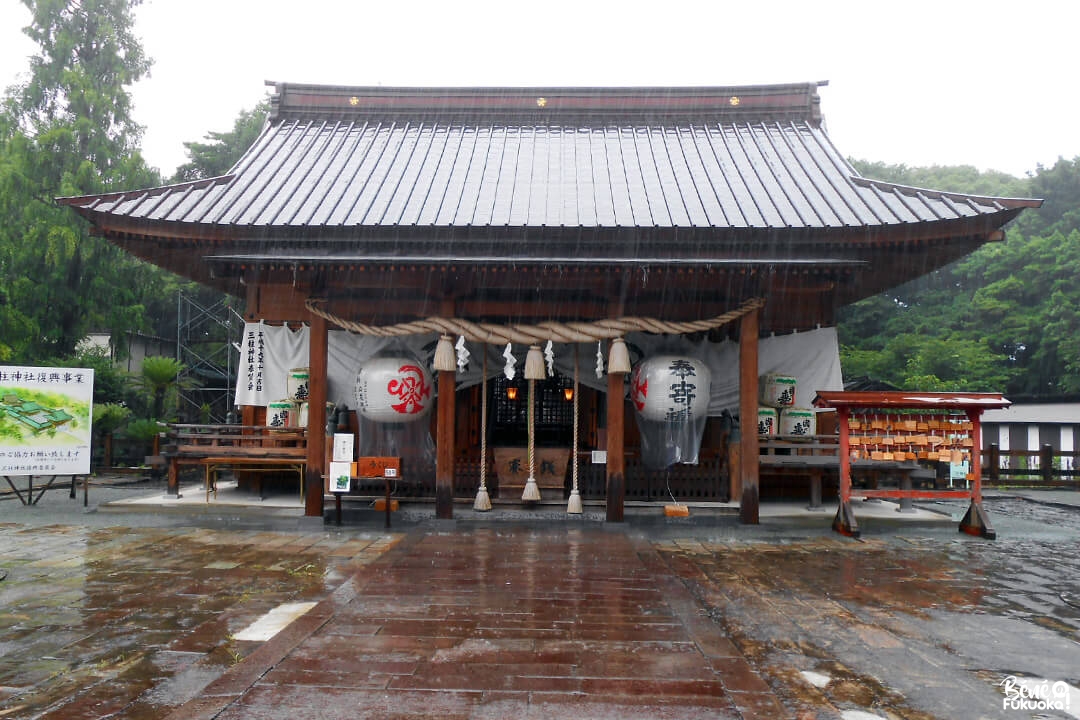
[{"left": 59, "top": 82, "right": 1039, "bottom": 235}]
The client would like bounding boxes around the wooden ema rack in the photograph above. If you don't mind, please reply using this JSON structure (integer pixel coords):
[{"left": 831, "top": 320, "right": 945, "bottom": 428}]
[{"left": 814, "top": 391, "right": 1011, "bottom": 539}]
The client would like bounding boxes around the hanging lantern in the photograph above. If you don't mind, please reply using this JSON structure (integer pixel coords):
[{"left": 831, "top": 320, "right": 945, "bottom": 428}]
[
  {"left": 355, "top": 357, "right": 433, "bottom": 423},
  {"left": 630, "top": 356, "right": 711, "bottom": 422}
]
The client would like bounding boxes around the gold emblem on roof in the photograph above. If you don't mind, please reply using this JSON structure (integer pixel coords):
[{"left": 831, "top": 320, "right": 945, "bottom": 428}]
[
  {"left": 349, "top": 96, "right": 360, "bottom": 106},
  {"left": 536, "top": 97, "right": 547, "bottom": 108},
  {"left": 729, "top": 96, "right": 741, "bottom": 106}
]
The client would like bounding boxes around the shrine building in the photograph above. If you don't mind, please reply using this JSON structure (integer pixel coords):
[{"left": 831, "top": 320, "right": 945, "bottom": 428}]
[{"left": 59, "top": 81, "right": 1040, "bottom": 527}]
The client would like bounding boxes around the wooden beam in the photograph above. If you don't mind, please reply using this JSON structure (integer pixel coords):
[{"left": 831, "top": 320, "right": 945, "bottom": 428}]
[
  {"left": 247, "top": 283, "right": 313, "bottom": 322},
  {"left": 739, "top": 308, "right": 760, "bottom": 524},
  {"left": 305, "top": 311, "right": 328, "bottom": 517}
]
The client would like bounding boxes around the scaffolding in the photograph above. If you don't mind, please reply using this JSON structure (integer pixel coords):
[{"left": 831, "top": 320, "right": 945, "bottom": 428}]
[{"left": 176, "top": 292, "right": 244, "bottom": 424}]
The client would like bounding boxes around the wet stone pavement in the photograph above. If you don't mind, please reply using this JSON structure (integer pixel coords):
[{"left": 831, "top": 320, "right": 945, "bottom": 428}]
[{"left": 0, "top": 480, "right": 1079, "bottom": 719}]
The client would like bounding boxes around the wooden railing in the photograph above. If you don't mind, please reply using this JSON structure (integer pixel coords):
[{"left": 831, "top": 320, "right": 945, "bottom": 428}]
[{"left": 982, "top": 444, "right": 1080, "bottom": 486}]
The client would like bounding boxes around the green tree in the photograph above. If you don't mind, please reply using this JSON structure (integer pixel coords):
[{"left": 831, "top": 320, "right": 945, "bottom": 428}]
[
  {"left": 173, "top": 100, "right": 268, "bottom": 182},
  {"left": 1019, "top": 156, "right": 1080, "bottom": 236},
  {"left": 0, "top": 0, "right": 175, "bottom": 361},
  {"left": 839, "top": 159, "right": 1080, "bottom": 396}
]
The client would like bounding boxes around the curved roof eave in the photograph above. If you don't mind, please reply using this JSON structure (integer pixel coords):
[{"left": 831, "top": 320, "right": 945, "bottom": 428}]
[{"left": 56, "top": 82, "right": 1041, "bottom": 246}]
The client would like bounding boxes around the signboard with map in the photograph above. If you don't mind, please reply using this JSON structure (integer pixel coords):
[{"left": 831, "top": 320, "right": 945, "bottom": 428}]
[{"left": 0, "top": 366, "right": 95, "bottom": 476}]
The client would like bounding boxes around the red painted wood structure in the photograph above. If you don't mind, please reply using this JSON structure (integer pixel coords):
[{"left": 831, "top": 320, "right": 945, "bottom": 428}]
[
  {"left": 58, "top": 82, "right": 1040, "bottom": 524},
  {"left": 814, "top": 391, "right": 1012, "bottom": 538}
]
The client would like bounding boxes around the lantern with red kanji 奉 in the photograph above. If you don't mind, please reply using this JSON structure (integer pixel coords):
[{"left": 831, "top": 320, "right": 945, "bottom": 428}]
[
  {"left": 630, "top": 356, "right": 712, "bottom": 469},
  {"left": 630, "top": 356, "right": 711, "bottom": 422},
  {"left": 355, "top": 358, "right": 433, "bottom": 423}
]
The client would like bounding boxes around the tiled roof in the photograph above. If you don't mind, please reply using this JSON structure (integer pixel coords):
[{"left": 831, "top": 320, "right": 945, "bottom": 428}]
[{"left": 60, "top": 83, "right": 1039, "bottom": 234}]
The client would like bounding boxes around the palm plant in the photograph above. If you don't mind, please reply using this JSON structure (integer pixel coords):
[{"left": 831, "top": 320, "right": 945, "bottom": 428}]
[
  {"left": 92, "top": 403, "right": 131, "bottom": 468},
  {"left": 133, "top": 356, "right": 192, "bottom": 421}
]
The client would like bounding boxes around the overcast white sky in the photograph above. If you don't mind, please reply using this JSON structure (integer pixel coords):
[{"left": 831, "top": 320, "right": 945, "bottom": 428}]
[{"left": 1, "top": 0, "right": 1077, "bottom": 180}]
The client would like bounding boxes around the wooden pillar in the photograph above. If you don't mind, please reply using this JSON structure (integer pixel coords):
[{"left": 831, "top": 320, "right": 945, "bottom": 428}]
[
  {"left": 738, "top": 309, "right": 760, "bottom": 524},
  {"left": 606, "top": 366, "right": 626, "bottom": 522},
  {"left": 968, "top": 409, "right": 984, "bottom": 502},
  {"left": 959, "top": 409, "right": 995, "bottom": 539},
  {"left": 305, "top": 313, "right": 328, "bottom": 518},
  {"left": 433, "top": 301, "right": 457, "bottom": 518},
  {"left": 436, "top": 369, "right": 455, "bottom": 519}
]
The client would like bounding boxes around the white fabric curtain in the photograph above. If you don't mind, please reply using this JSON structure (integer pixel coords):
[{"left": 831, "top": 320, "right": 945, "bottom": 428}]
[{"left": 235, "top": 323, "right": 844, "bottom": 417}]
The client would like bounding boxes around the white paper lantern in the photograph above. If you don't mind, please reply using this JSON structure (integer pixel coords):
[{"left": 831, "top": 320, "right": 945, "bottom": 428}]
[
  {"left": 355, "top": 358, "right": 434, "bottom": 423},
  {"left": 630, "top": 356, "right": 711, "bottom": 423}
]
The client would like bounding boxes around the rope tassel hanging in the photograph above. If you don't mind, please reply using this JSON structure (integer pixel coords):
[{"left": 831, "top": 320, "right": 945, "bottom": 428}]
[
  {"left": 521, "top": 344, "right": 545, "bottom": 503},
  {"left": 433, "top": 334, "right": 456, "bottom": 372},
  {"left": 567, "top": 348, "right": 583, "bottom": 514},
  {"left": 473, "top": 344, "right": 492, "bottom": 511},
  {"left": 608, "top": 336, "right": 631, "bottom": 374}
]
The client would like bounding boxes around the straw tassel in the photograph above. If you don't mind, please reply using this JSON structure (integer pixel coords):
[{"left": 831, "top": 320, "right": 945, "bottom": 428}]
[
  {"left": 473, "top": 344, "right": 492, "bottom": 511},
  {"left": 522, "top": 344, "right": 544, "bottom": 501},
  {"left": 608, "top": 336, "right": 631, "bottom": 374},
  {"left": 474, "top": 481, "right": 492, "bottom": 510},
  {"left": 521, "top": 378, "right": 541, "bottom": 502},
  {"left": 433, "top": 334, "right": 456, "bottom": 372},
  {"left": 567, "top": 348, "right": 583, "bottom": 514},
  {"left": 524, "top": 344, "right": 546, "bottom": 380}
]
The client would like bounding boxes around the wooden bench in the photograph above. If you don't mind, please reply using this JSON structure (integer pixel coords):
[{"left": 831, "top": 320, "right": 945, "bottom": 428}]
[
  {"left": 162, "top": 424, "right": 307, "bottom": 501},
  {"left": 759, "top": 435, "right": 841, "bottom": 509},
  {"left": 759, "top": 435, "right": 936, "bottom": 509}
]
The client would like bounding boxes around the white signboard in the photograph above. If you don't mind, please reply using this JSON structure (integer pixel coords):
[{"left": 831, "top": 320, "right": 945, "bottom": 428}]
[
  {"left": 332, "top": 433, "right": 354, "bottom": 462},
  {"left": 329, "top": 461, "right": 352, "bottom": 493},
  {"left": 0, "top": 366, "right": 94, "bottom": 476}
]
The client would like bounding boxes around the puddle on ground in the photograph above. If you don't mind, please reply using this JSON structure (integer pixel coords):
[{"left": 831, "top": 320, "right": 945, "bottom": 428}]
[
  {"left": 658, "top": 498, "right": 1080, "bottom": 718},
  {"left": 0, "top": 525, "right": 396, "bottom": 718}
]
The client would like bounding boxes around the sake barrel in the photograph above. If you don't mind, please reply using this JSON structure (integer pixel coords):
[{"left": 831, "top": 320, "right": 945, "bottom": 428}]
[
  {"left": 355, "top": 358, "right": 433, "bottom": 423},
  {"left": 295, "top": 401, "right": 334, "bottom": 429},
  {"left": 287, "top": 367, "right": 310, "bottom": 401},
  {"left": 759, "top": 373, "right": 797, "bottom": 408},
  {"left": 267, "top": 399, "right": 297, "bottom": 430},
  {"left": 779, "top": 407, "right": 817, "bottom": 437},
  {"left": 629, "top": 356, "right": 711, "bottom": 422},
  {"left": 757, "top": 407, "right": 778, "bottom": 436}
]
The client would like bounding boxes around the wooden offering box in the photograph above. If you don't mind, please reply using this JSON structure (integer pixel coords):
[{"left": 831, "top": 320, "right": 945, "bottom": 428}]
[{"left": 493, "top": 447, "right": 570, "bottom": 497}]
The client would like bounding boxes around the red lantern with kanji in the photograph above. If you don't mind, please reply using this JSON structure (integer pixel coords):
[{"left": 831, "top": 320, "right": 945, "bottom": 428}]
[{"left": 355, "top": 357, "right": 433, "bottom": 423}]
